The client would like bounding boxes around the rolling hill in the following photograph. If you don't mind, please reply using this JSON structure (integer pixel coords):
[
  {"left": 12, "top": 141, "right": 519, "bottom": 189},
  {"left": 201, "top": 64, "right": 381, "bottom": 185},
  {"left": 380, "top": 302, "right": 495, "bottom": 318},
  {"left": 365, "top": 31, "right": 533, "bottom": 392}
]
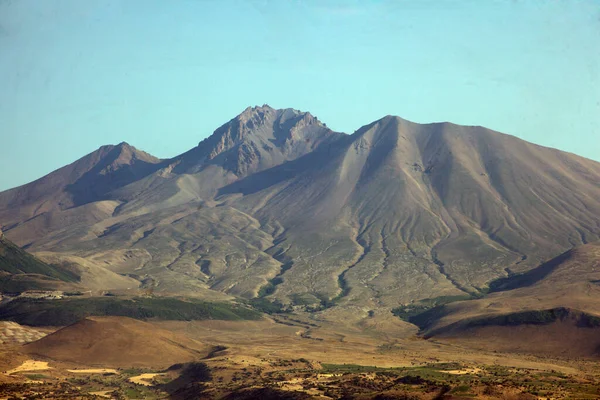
[
  {"left": 407, "top": 242, "right": 600, "bottom": 357},
  {"left": 1, "top": 105, "right": 600, "bottom": 325},
  {"left": 24, "top": 316, "right": 212, "bottom": 367}
]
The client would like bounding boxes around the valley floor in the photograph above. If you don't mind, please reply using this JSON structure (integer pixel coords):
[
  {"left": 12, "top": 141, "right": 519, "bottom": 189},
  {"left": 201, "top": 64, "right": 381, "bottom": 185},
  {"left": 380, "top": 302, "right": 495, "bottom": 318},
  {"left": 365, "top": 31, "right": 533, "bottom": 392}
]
[{"left": 1, "top": 313, "right": 600, "bottom": 399}]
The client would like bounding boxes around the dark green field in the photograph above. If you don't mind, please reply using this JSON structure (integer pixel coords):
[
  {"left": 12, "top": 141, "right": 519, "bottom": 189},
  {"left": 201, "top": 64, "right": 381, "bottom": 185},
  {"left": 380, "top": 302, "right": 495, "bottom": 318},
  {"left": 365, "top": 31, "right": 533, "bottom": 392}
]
[{"left": 0, "top": 296, "right": 262, "bottom": 326}]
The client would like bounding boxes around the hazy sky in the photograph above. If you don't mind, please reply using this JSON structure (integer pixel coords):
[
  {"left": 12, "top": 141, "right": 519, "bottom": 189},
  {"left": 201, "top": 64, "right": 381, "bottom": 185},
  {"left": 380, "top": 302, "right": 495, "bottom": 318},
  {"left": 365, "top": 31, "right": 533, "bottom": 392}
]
[{"left": 1, "top": 0, "right": 599, "bottom": 191}]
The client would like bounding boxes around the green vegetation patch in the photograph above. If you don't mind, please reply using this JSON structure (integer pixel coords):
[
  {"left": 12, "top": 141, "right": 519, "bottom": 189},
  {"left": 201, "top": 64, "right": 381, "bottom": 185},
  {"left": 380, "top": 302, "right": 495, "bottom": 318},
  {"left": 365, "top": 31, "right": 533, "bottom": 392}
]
[
  {"left": 320, "top": 362, "right": 471, "bottom": 380},
  {"left": 461, "top": 308, "right": 600, "bottom": 330},
  {"left": 577, "top": 312, "right": 600, "bottom": 328},
  {"left": 465, "top": 308, "right": 570, "bottom": 328},
  {"left": 257, "top": 277, "right": 282, "bottom": 297},
  {"left": 392, "top": 295, "right": 473, "bottom": 323},
  {"left": 256, "top": 261, "right": 293, "bottom": 298},
  {"left": 321, "top": 363, "right": 389, "bottom": 373},
  {"left": 23, "top": 374, "right": 49, "bottom": 380},
  {"left": 0, "top": 275, "right": 62, "bottom": 293},
  {"left": 0, "top": 236, "right": 78, "bottom": 283},
  {"left": 290, "top": 292, "right": 322, "bottom": 306},
  {"left": 246, "top": 297, "right": 290, "bottom": 314},
  {"left": 0, "top": 296, "right": 262, "bottom": 326}
]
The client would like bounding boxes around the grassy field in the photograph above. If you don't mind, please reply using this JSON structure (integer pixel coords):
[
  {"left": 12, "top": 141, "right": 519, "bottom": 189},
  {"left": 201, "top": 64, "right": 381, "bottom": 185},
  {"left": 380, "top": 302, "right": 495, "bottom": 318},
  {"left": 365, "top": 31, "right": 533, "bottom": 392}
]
[{"left": 0, "top": 296, "right": 262, "bottom": 326}]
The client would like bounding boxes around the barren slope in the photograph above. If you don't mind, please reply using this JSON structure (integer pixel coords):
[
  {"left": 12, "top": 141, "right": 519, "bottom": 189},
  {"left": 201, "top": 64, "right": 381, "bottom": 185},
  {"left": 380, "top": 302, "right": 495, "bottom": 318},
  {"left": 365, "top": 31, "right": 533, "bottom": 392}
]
[
  {"left": 108, "top": 105, "right": 344, "bottom": 215},
  {"left": 0, "top": 143, "right": 163, "bottom": 245},
  {"left": 24, "top": 316, "right": 212, "bottom": 367},
  {"left": 222, "top": 116, "right": 600, "bottom": 315},
  {"left": 410, "top": 242, "right": 600, "bottom": 357}
]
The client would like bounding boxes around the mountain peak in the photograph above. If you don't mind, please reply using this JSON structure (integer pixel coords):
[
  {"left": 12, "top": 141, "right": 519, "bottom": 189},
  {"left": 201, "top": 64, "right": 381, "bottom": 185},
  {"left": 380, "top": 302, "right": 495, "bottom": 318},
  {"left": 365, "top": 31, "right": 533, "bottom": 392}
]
[
  {"left": 185, "top": 106, "right": 343, "bottom": 177},
  {"left": 240, "top": 104, "right": 275, "bottom": 115},
  {"left": 116, "top": 141, "right": 132, "bottom": 149},
  {"left": 199, "top": 106, "right": 333, "bottom": 149},
  {"left": 374, "top": 114, "right": 414, "bottom": 125},
  {"left": 235, "top": 105, "right": 321, "bottom": 125},
  {"left": 93, "top": 142, "right": 160, "bottom": 166}
]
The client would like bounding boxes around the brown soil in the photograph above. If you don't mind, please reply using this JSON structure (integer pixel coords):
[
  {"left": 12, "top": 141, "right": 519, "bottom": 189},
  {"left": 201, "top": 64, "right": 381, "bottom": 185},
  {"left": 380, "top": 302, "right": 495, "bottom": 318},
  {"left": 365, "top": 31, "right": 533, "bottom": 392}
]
[
  {"left": 439, "top": 319, "right": 600, "bottom": 358},
  {"left": 24, "top": 316, "right": 212, "bottom": 368}
]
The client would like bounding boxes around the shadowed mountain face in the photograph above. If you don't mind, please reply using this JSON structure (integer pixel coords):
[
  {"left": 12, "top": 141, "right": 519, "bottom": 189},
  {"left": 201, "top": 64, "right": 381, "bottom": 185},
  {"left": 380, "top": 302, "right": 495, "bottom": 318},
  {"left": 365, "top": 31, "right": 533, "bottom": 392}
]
[
  {"left": 65, "top": 142, "right": 164, "bottom": 205},
  {"left": 2, "top": 106, "right": 600, "bottom": 318},
  {"left": 0, "top": 142, "right": 163, "bottom": 244}
]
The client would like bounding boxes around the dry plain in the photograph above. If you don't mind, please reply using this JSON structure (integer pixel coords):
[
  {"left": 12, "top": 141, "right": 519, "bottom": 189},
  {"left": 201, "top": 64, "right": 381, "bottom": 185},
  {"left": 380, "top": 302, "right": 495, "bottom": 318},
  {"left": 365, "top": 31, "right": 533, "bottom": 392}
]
[{"left": 1, "top": 312, "right": 599, "bottom": 399}]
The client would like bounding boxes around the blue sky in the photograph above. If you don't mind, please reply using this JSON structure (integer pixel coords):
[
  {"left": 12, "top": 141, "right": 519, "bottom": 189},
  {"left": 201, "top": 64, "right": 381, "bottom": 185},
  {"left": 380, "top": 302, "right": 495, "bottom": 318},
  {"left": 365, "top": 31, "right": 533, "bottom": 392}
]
[{"left": 1, "top": 0, "right": 599, "bottom": 191}]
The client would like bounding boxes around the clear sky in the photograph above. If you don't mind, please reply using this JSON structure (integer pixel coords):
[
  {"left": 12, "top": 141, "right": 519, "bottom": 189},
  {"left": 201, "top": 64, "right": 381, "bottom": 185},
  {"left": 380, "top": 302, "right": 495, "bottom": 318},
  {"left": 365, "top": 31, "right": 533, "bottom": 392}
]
[{"left": 1, "top": 0, "right": 599, "bottom": 191}]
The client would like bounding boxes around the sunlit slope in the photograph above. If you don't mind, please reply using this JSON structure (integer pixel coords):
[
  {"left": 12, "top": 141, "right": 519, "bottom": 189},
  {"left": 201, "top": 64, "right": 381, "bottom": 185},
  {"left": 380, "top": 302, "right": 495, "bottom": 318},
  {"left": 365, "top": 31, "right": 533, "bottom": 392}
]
[
  {"left": 225, "top": 116, "right": 600, "bottom": 310},
  {"left": 24, "top": 316, "right": 212, "bottom": 367},
  {"left": 417, "top": 241, "right": 600, "bottom": 330},
  {"left": 410, "top": 242, "right": 600, "bottom": 357}
]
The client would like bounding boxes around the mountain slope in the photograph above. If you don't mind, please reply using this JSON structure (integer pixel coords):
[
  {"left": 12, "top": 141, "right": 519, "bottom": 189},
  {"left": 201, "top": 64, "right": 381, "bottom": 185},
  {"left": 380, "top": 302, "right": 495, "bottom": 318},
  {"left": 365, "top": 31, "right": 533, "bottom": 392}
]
[
  {"left": 0, "top": 229, "right": 78, "bottom": 291},
  {"left": 407, "top": 242, "right": 600, "bottom": 357},
  {"left": 222, "top": 116, "right": 600, "bottom": 311},
  {"left": 107, "top": 105, "right": 344, "bottom": 216},
  {"left": 0, "top": 143, "right": 163, "bottom": 245},
  {"left": 0, "top": 231, "right": 68, "bottom": 279}
]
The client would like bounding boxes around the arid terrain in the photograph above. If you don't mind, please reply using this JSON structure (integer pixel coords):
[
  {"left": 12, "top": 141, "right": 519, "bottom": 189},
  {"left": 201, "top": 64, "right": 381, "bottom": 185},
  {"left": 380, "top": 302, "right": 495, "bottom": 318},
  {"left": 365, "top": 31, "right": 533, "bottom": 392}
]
[
  {"left": 2, "top": 313, "right": 600, "bottom": 399},
  {"left": 1, "top": 106, "right": 600, "bottom": 398}
]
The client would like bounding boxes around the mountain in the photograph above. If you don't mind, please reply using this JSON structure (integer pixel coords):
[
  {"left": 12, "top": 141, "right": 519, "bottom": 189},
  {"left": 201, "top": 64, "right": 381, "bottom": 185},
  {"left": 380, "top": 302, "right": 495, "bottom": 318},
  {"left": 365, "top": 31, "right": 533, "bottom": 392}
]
[
  {"left": 0, "top": 228, "right": 144, "bottom": 294},
  {"left": 0, "top": 142, "right": 163, "bottom": 246},
  {"left": 178, "top": 105, "right": 343, "bottom": 177},
  {"left": 101, "top": 105, "right": 344, "bottom": 216},
  {"left": 222, "top": 116, "right": 600, "bottom": 314},
  {"left": 1, "top": 106, "right": 600, "bottom": 325}
]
